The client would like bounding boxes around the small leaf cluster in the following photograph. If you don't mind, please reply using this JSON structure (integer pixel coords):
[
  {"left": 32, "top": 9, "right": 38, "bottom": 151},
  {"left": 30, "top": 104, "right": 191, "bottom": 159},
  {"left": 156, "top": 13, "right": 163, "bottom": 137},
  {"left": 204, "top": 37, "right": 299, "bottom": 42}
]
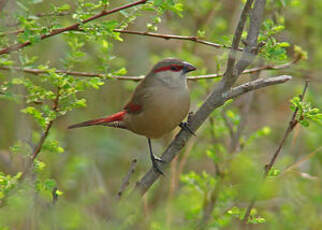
[
  {"left": 259, "top": 19, "right": 289, "bottom": 62},
  {"left": 290, "top": 96, "right": 322, "bottom": 127},
  {"left": 0, "top": 172, "right": 22, "bottom": 201}
]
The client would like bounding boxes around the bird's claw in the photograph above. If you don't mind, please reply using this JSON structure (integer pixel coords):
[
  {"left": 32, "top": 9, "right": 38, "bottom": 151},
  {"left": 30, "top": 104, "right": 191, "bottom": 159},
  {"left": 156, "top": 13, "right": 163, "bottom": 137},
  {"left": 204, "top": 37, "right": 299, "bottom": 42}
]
[
  {"left": 179, "top": 122, "right": 196, "bottom": 136},
  {"left": 153, "top": 155, "right": 167, "bottom": 163},
  {"left": 151, "top": 155, "right": 165, "bottom": 175}
]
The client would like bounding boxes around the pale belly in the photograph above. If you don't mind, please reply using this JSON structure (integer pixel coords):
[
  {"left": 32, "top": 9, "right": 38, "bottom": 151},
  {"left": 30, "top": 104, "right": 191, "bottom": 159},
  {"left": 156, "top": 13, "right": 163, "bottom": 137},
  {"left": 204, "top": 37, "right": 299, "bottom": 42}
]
[{"left": 124, "top": 87, "right": 190, "bottom": 138}]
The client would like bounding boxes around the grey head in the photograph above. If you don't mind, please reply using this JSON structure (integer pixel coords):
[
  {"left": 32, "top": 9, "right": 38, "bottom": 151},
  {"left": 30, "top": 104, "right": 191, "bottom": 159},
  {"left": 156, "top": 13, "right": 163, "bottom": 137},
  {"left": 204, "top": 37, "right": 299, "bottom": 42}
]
[{"left": 150, "top": 58, "right": 196, "bottom": 75}]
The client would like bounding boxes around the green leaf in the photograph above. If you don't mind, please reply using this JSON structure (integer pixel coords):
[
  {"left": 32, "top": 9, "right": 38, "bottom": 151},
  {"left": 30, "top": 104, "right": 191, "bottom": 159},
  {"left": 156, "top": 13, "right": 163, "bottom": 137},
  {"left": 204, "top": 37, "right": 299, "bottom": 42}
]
[
  {"left": 56, "top": 4, "right": 71, "bottom": 12},
  {"left": 34, "top": 160, "right": 46, "bottom": 171}
]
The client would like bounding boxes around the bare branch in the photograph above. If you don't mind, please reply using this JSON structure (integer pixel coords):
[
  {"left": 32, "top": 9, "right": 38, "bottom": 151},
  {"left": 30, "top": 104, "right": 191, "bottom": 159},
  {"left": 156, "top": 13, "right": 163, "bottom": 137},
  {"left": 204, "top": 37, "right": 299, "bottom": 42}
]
[
  {"left": 0, "top": 56, "right": 299, "bottom": 81},
  {"left": 0, "top": 0, "right": 148, "bottom": 55},
  {"left": 114, "top": 29, "right": 241, "bottom": 51},
  {"left": 221, "top": 109, "right": 235, "bottom": 140},
  {"left": 225, "top": 0, "right": 255, "bottom": 83},
  {"left": 264, "top": 81, "right": 309, "bottom": 175},
  {"left": 242, "top": 81, "right": 309, "bottom": 223},
  {"left": 235, "top": 0, "right": 267, "bottom": 75},
  {"left": 117, "top": 159, "right": 138, "bottom": 199},
  {"left": 0, "top": 65, "right": 144, "bottom": 81},
  {"left": 135, "top": 75, "right": 292, "bottom": 195},
  {"left": 229, "top": 70, "right": 260, "bottom": 152}
]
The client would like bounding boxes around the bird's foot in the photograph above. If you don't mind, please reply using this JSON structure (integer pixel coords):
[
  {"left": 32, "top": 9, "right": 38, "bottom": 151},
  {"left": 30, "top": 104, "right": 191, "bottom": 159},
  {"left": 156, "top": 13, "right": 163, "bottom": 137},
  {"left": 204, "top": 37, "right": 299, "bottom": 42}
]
[
  {"left": 151, "top": 154, "right": 166, "bottom": 175},
  {"left": 179, "top": 122, "right": 196, "bottom": 136},
  {"left": 153, "top": 155, "right": 167, "bottom": 163},
  {"left": 187, "top": 111, "right": 194, "bottom": 123}
]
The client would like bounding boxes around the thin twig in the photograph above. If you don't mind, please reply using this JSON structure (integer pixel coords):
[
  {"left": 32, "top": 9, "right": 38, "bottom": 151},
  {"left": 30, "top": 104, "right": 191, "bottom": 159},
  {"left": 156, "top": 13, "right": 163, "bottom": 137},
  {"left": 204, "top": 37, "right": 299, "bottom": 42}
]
[
  {"left": 242, "top": 81, "right": 309, "bottom": 223},
  {"left": 230, "top": 70, "right": 260, "bottom": 153},
  {"left": 0, "top": 56, "right": 300, "bottom": 81},
  {"left": 265, "top": 81, "right": 309, "bottom": 175},
  {"left": 22, "top": 87, "right": 60, "bottom": 179},
  {"left": 36, "top": 12, "right": 72, "bottom": 17},
  {"left": 282, "top": 146, "right": 322, "bottom": 175},
  {"left": 31, "top": 88, "right": 60, "bottom": 162},
  {"left": 114, "top": 29, "right": 241, "bottom": 51},
  {"left": 221, "top": 109, "right": 235, "bottom": 140},
  {"left": 0, "top": 0, "right": 148, "bottom": 55},
  {"left": 117, "top": 159, "right": 138, "bottom": 199},
  {"left": 198, "top": 117, "right": 224, "bottom": 229}
]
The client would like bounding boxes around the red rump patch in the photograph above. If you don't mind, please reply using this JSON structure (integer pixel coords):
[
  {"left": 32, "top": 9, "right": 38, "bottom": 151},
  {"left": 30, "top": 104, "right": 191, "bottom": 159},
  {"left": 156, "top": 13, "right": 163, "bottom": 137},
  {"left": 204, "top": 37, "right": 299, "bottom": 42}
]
[
  {"left": 154, "top": 64, "right": 184, "bottom": 73},
  {"left": 68, "top": 111, "right": 125, "bottom": 129},
  {"left": 102, "top": 111, "right": 126, "bottom": 122},
  {"left": 124, "top": 103, "right": 142, "bottom": 113}
]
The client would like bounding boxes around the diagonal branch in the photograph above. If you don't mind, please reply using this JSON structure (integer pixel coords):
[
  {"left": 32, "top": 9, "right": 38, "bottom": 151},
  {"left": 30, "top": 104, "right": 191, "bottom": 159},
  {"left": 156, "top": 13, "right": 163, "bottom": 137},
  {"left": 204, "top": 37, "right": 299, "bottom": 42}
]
[
  {"left": 242, "top": 81, "right": 309, "bottom": 223},
  {"left": 0, "top": 0, "right": 148, "bottom": 55},
  {"left": 21, "top": 87, "right": 60, "bottom": 179},
  {"left": 225, "top": 0, "right": 255, "bottom": 82},
  {"left": 135, "top": 75, "right": 291, "bottom": 195},
  {"left": 117, "top": 159, "right": 138, "bottom": 199},
  {"left": 134, "top": 0, "right": 268, "bottom": 195}
]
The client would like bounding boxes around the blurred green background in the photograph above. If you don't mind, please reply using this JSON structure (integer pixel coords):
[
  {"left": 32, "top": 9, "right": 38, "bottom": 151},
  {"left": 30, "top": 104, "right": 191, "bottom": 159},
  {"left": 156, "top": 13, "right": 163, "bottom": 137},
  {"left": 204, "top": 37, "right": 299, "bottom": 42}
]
[{"left": 0, "top": 0, "right": 321, "bottom": 229}]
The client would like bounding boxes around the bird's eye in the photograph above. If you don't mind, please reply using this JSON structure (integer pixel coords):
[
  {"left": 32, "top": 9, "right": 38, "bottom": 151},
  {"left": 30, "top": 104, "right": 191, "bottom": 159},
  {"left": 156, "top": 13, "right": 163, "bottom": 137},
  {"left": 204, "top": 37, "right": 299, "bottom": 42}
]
[{"left": 170, "top": 65, "right": 178, "bottom": 71}]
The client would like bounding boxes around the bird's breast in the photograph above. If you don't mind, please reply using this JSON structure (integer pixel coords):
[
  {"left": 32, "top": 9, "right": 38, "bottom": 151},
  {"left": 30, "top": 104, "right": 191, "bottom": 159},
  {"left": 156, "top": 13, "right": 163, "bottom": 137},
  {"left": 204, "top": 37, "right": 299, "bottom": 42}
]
[{"left": 124, "top": 86, "right": 190, "bottom": 138}]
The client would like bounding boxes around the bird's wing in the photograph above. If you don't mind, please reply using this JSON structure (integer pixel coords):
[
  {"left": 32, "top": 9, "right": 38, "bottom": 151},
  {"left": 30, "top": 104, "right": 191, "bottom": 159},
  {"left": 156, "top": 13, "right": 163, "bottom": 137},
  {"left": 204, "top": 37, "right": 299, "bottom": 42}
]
[{"left": 123, "top": 78, "right": 152, "bottom": 114}]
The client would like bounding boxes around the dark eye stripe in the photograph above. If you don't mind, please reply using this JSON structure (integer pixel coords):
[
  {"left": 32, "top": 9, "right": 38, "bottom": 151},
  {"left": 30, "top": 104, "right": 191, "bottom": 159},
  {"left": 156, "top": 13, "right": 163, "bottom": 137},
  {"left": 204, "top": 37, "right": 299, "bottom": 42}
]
[{"left": 154, "top": 64, "right": 183, "bottom": 73}]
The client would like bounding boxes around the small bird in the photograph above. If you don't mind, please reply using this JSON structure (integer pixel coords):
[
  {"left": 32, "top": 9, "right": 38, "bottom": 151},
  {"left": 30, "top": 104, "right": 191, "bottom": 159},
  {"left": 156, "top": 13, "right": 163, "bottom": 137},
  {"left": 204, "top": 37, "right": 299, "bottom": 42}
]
[{"left": 68, "top": 58, "right": 196, "bottom": 174}]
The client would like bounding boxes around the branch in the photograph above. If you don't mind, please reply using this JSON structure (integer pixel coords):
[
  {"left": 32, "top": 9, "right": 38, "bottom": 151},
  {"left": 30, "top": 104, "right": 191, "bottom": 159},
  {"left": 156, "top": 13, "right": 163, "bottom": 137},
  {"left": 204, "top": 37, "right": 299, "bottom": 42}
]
[
  {"left": 0, "top": 0, "right": 148, "bottom": 55},
  {"left": 224, "top": 0, "right": 255, "bottom": 84},
  {"left": 242, "top": 81, "right": 309, "bottom": 223},
  {"left": 0, "top": 56, "right": 299, "bottom": 81},
  {"left": 117, "top": 159, "right": 138, "bottom": 199},
  {"left": 114, "top": 29, "right": 242, "bottom": 51},
  {"left": 21, "top": 87, "right": 60, "bottom": 179},
  {"left": 1, "top": 28, "right": 240, "bottom": 51},
  {"left": 235, "top": 0, "right": 267, "bottom": 75},
  {"left": 264, "top": 82, "right": 309, "bottom": 175},
  {"left": 229, "top": 70, "right": 260, "bottom": 153},
  {"left": 135, "top": 75, "right": 292, "bottom": 195}
]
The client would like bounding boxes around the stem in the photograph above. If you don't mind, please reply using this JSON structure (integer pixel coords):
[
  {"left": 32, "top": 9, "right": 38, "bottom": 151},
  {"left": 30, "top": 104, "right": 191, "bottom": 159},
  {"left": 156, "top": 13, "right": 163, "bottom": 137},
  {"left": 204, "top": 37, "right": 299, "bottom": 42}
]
[
  {"left": 242, "top": 81, "right": 309, "bottom": 223},
  {"left": 0, "top": 56, "right": 300, "bottom": 81},
  {"left": 0, "top": 0, "right": 148, "bottom": 55}
]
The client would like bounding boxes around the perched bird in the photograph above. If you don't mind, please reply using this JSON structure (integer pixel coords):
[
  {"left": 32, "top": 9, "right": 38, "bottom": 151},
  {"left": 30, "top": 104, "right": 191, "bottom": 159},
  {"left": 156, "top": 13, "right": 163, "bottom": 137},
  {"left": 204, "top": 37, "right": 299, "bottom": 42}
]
[{"left": 68, "top": 58, "right": 196, "bottom": 174}]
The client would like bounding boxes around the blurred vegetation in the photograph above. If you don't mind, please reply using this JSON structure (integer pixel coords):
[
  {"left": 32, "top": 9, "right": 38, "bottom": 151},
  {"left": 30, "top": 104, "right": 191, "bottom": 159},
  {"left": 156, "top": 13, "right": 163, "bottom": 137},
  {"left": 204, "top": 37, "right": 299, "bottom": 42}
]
[{"left": 0, "top": 0, "right": 321, "bottom": 229}]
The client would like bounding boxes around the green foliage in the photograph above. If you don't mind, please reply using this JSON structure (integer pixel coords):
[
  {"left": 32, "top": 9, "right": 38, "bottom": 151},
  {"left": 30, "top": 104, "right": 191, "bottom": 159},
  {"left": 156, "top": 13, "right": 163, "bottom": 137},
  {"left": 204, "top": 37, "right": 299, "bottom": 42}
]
[
  {"left": 0, "top": 0, "right": 321, "bottom": 229},
  {"left": 0, "top": 172, "right": 22, "bottom": 201},
  {"left": 259, "top": 19, "right": 289, "bottom": 62},
  {"left": 290, "top": 96, "right": 322, "bottom": 126}
]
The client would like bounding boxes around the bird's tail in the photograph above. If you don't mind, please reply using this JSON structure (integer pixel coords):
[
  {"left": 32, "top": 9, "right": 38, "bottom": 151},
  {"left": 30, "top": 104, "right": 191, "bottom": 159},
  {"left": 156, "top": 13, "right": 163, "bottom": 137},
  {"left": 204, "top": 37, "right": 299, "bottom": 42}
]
[{"left": 68, "top": 111, "right": 126, "bottom": 129}]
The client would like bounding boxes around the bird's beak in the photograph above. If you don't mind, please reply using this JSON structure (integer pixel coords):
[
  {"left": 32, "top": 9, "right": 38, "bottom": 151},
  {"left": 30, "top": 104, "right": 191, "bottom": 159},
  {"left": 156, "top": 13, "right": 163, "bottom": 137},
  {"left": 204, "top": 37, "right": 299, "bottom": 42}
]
[{"left": 183, "top": 62, "right": 196, "bottom": 73}]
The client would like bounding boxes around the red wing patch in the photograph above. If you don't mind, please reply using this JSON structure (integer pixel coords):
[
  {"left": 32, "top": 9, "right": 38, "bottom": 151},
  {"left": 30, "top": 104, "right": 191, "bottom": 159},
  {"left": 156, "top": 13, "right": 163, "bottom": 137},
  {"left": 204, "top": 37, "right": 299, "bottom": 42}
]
[{"left": 124, "top": 103, "right": 142, "bottom": 114}]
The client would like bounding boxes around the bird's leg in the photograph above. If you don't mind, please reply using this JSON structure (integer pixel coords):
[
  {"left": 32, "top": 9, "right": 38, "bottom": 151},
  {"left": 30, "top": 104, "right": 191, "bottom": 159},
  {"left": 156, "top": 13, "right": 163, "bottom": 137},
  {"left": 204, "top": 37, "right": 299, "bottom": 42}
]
[
  {"left": 147, "top": 138, "right": 165, "bottom": 175},
  {"left": 179, "top": 112, "right": 195, "bottom": 135}
]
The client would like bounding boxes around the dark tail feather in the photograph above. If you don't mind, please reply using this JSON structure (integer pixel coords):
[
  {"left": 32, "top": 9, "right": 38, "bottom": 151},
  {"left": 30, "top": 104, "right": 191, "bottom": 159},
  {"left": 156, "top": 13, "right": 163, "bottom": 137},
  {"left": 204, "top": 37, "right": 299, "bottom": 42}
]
[{"left": 68, "top": 111, "right": 126, "bottom": 129}]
